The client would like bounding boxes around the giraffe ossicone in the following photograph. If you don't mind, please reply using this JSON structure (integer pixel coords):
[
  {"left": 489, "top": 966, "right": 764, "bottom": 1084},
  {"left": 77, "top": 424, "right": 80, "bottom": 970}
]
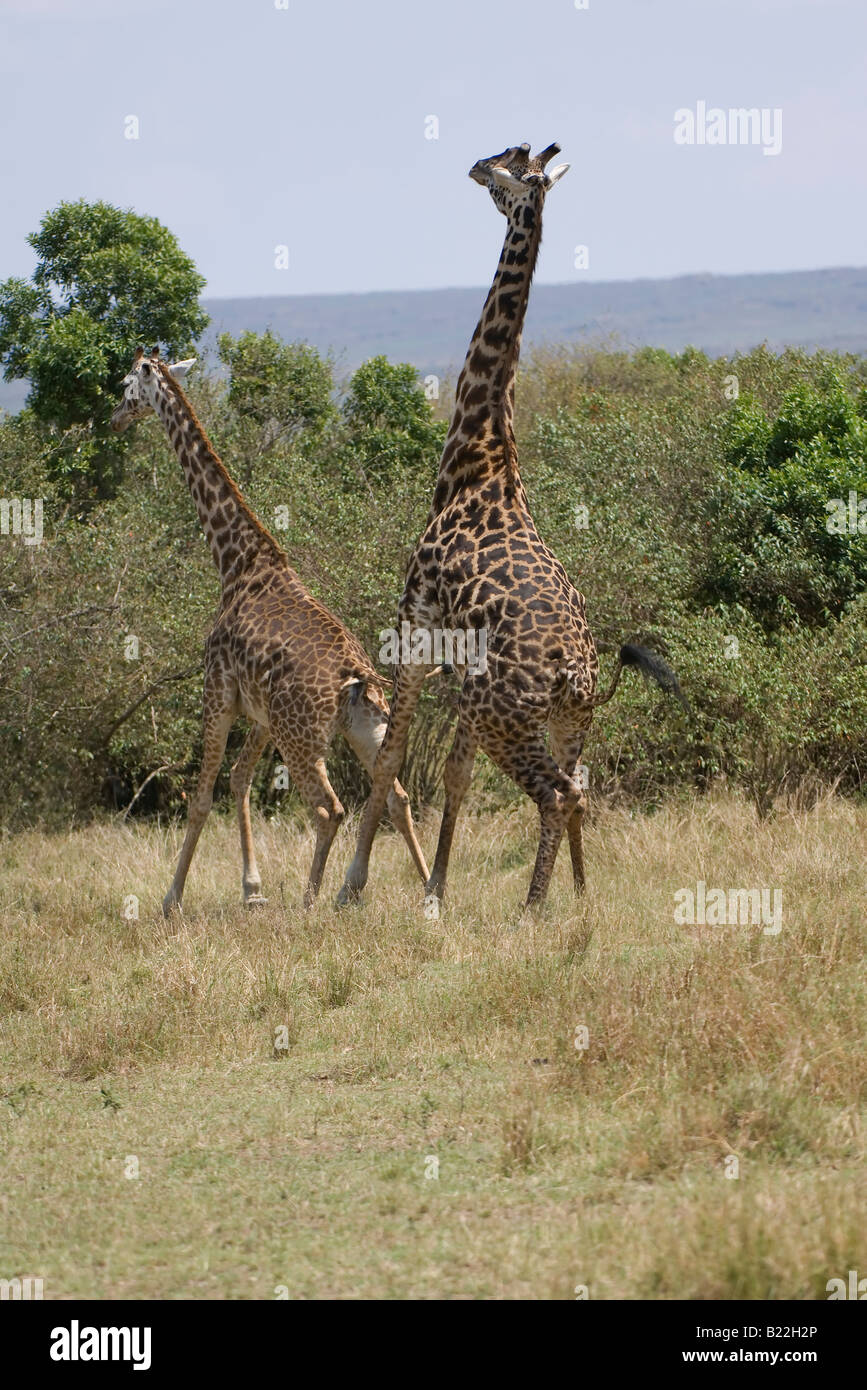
[{"left": 337, "top": 141, "right": 686, "bottom": 915}]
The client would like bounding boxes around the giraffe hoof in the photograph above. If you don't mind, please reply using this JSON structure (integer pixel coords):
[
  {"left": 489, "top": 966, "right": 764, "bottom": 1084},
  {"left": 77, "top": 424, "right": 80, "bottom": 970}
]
[
  {"left": 162, "top": 896, "right": 183, "bottom": 920},
  {"left": 245, "top": 894, "right": 269, "bottom": 910},
  {"left": 423, "top": 893, "right": 441, "bottom": 921},
  {"left": 335, "top": 884, "right": 360, "bottom": 908}
]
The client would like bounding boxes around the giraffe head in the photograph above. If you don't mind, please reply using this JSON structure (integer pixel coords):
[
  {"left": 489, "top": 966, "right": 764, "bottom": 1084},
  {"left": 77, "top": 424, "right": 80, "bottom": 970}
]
[
  {"left": 110, "top": 346, "right": 196, "bottom": 432},
  {"left": 469, "top": 142, "right": 569, "bottom": 217}
]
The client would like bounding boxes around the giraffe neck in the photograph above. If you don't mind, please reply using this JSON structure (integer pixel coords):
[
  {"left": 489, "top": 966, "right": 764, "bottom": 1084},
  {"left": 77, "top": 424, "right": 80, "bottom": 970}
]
[
  {"left": 428, "top": 191, "right": 544, "bottom": 520},
  {"left": 150, "top": 369, "right": 284, "bottom": 588}
]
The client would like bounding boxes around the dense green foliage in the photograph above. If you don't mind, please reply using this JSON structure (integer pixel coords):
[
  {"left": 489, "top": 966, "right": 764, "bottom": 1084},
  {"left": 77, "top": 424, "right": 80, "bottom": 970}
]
[
  {"left": 1, "top": 338, "right": 865, "bottom": 830},
  {"left": 701, "top": 371, "right": 867, "bottom": 624},
  {"left": 340, "top": 355, "right": 447, "bottom": 485},
  {"left": 0, "top": 201, "right": 207, "bottom": 497}
]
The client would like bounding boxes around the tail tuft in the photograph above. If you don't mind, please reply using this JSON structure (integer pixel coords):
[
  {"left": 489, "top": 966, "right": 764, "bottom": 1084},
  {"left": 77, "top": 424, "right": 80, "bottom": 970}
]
[{"left": 620, "top": 644, "right": 691, "bottom": 714}]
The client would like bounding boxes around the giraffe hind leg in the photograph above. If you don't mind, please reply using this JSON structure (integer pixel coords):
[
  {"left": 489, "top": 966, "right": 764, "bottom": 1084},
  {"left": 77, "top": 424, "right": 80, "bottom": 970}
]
[
  {"left": 271, "top": 733, "right": 345, "bottom": 909},
  {"left": 229, "top": 723, "right": 270, "bottom": 907},
  {"left": 488, "top": 732, "right": 585, "bottom": 912},
  {"left": 423, "top": 717, "right": 477, "bottom": 920},
  {"left": 548, "top": 719, "right": 590, "bottom": 895}
]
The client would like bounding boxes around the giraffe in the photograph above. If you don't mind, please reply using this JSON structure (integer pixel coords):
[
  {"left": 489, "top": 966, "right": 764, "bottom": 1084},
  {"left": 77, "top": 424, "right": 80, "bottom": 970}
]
[
  {"left": 110, "top": 347, "right": 429, "bottom": 914},
  {"left": 337, "top": 142, "right": 685, "bottom": 915}
]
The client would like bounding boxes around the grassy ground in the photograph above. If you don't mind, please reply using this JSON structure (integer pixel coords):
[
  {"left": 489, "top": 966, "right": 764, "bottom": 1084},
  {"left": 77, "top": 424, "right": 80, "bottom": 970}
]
[{"left": 1, "top": 793, "right": 865, "bottom": 1300}]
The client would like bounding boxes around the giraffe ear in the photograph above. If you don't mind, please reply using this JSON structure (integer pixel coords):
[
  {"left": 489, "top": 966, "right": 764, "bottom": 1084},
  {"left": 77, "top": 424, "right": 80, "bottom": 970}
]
[
  {"left": 168, "top": 358, "right": 196, "bottom": 382},
  {"left": 547, "top": 162, "right": 570, "bottom": 187}
]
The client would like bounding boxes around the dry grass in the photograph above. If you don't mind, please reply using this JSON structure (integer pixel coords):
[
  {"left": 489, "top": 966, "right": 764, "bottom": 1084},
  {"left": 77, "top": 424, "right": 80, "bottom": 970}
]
[{"left": 0, "top": 792, "right": 864, "bottom": 1299}]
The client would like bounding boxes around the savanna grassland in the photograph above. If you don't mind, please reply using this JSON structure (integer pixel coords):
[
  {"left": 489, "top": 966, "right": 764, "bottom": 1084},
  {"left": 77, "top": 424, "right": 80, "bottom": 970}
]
[
  {"left": 3, "top": 295, "right": 867, "bottom": 1299},
  {"left": 1, "top": 793, "right": 864, "bottom": 1300}
]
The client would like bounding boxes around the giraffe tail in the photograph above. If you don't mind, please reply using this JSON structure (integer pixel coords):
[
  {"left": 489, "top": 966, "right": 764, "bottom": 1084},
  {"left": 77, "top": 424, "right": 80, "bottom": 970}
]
[{"left": 588, "top": 643, "right": 691, "bottom": 714}]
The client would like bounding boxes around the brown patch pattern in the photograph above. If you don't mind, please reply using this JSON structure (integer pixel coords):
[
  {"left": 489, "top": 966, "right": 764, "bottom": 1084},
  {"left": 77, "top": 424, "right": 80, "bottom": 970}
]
[{"left": 110, "top": 352, "right": 429, "bottom": 912}]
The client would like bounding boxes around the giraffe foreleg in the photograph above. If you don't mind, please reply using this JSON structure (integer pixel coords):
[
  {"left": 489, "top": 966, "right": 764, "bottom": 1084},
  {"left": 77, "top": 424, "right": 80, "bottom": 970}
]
[
  {"left": 163, "top": 692, "right": 235, "bottom": 918},
  {"left": 336, "top": 662, "right": 428, "bottom": 906},
  {"left": 229, "top": 723, "right": 270, "bottom": 907},
  {"left": 341, "top": 689, "right": 430, "bottom": 885}
]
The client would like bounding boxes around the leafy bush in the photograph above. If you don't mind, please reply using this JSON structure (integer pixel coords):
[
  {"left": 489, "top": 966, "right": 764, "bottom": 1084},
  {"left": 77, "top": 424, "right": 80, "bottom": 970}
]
[
  {"left": 340, "top": 355, "right": 446, "bottom": 485},
  {"left": 700, "top": 372, "right": 867, "bottom": 625},
  {"left": 1, "top": 339, "right": 865, "bottom": 830},
  {"left": 216, "top": 330, "right": 335, "bottom": 477}
]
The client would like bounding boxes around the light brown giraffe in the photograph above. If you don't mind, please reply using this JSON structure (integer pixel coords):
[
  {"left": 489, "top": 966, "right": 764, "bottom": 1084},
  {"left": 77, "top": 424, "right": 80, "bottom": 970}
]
[
  {"left": 110, "top": 347, "right": 429, "bottom": 914},
  {"left": 338, "top": 142, "right": 685, "bottom": 915}
]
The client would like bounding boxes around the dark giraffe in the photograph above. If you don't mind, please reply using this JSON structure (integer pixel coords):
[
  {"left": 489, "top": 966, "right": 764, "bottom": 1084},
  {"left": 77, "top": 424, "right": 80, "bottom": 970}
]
[
  {"left": 111, "top": 348, "right": 429, "bottom": 914},
  {"left": 337, "top": 143, "right": 685, "bottom": 915}
]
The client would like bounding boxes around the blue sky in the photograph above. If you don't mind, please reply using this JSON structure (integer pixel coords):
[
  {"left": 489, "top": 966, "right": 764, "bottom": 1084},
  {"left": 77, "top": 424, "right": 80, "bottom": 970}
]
[{"left": 1, "top": 0, "right": 864, "bottom": 298}]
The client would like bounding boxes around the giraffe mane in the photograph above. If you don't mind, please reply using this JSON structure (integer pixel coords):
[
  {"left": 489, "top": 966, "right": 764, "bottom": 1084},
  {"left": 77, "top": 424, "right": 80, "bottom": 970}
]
[
  {"left": 498, "top": 190, "right": 544, "bottom": 500},
  {"left": 155, "top": 360, "right": 288, "bottom": 562}
]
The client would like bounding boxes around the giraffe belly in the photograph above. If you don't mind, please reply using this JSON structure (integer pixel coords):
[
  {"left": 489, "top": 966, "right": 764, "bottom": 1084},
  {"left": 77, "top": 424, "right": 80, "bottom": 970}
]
[{"left": 235, "top": 673, "right": 271, "bottom": 726}]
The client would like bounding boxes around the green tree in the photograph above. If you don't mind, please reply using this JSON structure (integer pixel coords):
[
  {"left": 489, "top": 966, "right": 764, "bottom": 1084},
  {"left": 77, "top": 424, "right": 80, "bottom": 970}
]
[
  {"left": 0, "top": 200, "right": 207, "bottom": 497},
  {"left": 216, "top": 330, "right": 335, "bottom": 483},
  {"left": 341, "top": 355, "right": 446, "bottom": 484}
]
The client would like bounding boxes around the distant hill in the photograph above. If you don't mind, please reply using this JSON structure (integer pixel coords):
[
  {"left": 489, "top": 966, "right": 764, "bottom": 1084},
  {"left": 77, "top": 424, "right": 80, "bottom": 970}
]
[{"left": 2, "top": 266, "right": 866, "bottom": 413}]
